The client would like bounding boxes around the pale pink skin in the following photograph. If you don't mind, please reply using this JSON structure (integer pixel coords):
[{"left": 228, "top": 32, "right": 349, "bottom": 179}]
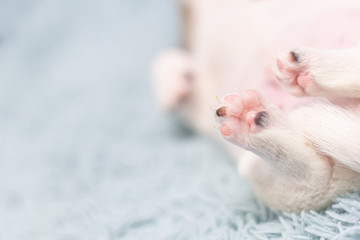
[{"left": 152, "top": 0, "right": 360, "bottom": 212}]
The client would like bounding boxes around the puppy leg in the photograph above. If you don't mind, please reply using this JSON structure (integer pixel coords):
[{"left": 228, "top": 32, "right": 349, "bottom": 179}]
[
  {"left": 274, "top": 46, "right": 360, "bottom": 98},
  {"left": 291, "top": 102, "right": 360, "bottom": 173},
  {"left": 215, "top": 90, "right": 331, "bottom": 187}
]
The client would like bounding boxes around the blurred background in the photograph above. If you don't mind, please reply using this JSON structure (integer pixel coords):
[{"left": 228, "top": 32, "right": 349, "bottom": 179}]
[{"left": 0, "top": 0, "right": 262, "bottom": 239}]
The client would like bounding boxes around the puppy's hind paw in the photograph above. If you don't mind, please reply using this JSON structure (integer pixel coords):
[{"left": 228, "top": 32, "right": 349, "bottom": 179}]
[{"left": 215, "top": 90, "right": 272, "bottom": 148}]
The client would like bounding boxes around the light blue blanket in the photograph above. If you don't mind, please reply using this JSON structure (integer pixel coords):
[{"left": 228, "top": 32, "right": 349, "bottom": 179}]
[{"left": 1, "top": 0, "right": 359, "bottom": 239}]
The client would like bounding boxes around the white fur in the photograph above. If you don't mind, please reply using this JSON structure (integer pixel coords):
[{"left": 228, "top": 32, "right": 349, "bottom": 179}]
[{"left": 152, "top": 0, "right": 360, "bottom": 212}]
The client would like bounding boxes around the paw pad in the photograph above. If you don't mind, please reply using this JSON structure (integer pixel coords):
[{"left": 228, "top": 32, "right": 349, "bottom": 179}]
[
  {"left": 274, "top": 49, "right": 314, "bottom": 96},
  {"left": 215, "top": 90, "right": 268, "bottom": 137}
]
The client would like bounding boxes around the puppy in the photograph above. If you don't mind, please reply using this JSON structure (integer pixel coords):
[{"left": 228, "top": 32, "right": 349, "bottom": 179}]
[{"left": 152, "top": 0, "right": 360, "bottom": 212}]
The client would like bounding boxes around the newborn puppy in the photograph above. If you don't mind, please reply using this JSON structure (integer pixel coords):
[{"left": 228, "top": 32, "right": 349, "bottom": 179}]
[{"left": 152, "top": 0, "right": 360, "bottom": 212}]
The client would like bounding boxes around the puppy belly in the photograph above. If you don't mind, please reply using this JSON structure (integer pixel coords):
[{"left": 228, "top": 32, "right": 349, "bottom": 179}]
[{"left": 303, "top": 10, "right": 360, "bottom": 49}]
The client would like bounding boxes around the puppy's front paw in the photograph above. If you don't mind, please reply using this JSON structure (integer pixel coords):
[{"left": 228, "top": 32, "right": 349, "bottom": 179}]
[
  {"left": 152, "top": 49, "right": 193, "bottom": 111},
  {"left": 215, "top": 90, "right": 271, "bottom": 148},
  {"left": 274, "top": 48, "right": 319, "bottom": 97}
]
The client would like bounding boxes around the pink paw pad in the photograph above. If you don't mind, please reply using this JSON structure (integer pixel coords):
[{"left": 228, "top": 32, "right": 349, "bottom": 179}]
[
  {"left": 215, "top": 90, "right": 268, "bottom": 137},
  {"left": 274, "top": 50, "right": 314, "bottom": 96}
]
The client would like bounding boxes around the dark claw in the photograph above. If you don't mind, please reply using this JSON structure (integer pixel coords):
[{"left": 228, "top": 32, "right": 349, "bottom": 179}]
[
  {"left": 290, "top": 51, "right": 299, "bottom": 63},
  {"left": 216, "top": 107, "right": 226, "bottom": 117},
  {"left": 254, "top": 111, "right": 268, "bottom": 127}
]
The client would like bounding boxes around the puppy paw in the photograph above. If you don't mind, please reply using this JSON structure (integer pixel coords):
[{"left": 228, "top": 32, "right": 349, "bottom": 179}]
[
  {"left": 274, "top": 48, "right": 320, "bottom": 97},
  {"left": 152, "top": 49, "right": 193, "bottom": 111},
  {"left": 215, "top": 90, "right": 274, "bottom": 148}
]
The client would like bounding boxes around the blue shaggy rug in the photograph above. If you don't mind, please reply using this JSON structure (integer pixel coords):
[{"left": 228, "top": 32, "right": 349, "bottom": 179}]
[{"left": 1, "top": 0, "right": 360, "bottom": 239}]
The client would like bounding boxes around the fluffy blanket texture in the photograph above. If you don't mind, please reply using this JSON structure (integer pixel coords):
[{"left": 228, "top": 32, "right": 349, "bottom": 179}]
[{"left": 1, "top": 0, "right": 360, "bottom": 239}]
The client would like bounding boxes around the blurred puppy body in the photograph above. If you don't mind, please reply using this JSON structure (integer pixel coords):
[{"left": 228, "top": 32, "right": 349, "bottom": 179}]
[{"left": 152, "top": 0, "right": 360, "bottom": 212}]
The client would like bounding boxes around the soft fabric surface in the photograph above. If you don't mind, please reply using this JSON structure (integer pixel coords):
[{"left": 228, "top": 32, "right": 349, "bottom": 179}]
[{"left": 1, "top": 0, "right": 360, "bottom": 239}]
